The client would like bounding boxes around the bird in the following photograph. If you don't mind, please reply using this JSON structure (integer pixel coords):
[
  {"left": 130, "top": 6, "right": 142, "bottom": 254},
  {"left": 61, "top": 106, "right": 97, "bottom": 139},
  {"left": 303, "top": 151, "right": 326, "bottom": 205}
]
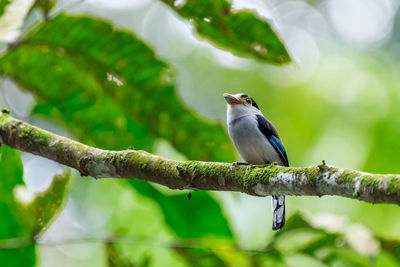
[{"left": 223, "top": 93, "right": 289, "bottom": 231}]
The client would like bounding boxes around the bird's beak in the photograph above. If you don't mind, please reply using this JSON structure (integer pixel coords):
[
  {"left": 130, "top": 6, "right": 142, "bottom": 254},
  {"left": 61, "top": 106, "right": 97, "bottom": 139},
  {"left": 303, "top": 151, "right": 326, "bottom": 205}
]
[{"left": 223, "top": 93, "right": 241, "bottom": 105}]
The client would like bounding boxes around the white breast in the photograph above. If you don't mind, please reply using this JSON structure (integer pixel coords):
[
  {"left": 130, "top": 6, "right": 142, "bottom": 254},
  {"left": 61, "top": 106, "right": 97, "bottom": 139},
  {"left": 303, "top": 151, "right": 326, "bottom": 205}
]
[{"left": 228, "top": 115, "right": 283, "bottom": 165}]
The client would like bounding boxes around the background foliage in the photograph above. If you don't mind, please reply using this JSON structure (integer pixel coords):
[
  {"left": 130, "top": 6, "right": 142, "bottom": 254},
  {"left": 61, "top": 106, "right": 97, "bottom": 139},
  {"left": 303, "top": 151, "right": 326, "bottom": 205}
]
[{"left": 0, "top": 0, "right": 400, "bottom": 266}]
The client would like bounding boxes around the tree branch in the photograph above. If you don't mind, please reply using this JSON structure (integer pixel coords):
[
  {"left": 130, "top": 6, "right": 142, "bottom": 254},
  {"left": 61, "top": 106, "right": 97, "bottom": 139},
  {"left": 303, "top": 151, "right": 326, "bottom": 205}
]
[{"left": 0, "top": 110, "right": 399, "bottom": 205}]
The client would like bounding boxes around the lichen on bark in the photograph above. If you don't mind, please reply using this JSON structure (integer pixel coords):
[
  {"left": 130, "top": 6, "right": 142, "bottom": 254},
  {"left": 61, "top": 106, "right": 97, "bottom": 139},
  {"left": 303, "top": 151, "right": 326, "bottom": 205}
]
[{"left": 0, "top": 112, "right": 400, "bottom": 205}]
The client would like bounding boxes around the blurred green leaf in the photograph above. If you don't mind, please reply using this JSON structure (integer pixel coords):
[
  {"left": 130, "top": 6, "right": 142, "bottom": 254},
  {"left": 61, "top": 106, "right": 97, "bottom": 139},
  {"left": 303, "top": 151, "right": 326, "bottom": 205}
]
[
  {"left": 1, "top": 44, "right": 153, "bottom": 151},
  {"left": 0, "top": 244, "right": 35, "bottom": 267},
  {"left": 277, "top": 213, "right": 337, "bottom": 255},
  {"left": 381, "top": 239, "right": 400, "bottom": 260},
  {"left": 0, "top": 14, "right": 235, "bottom": 248},
  {"left": 274, "top": 228, "right": 326, "bottom": 254},
  {"left": 106, "top": 242, "right": 135, "bottom": 267},
  {"left": 251, "top": 252, "right": 286, "bottom": 267},
  {"left": 321, "top": 247, "right": 370, "bottom": 267},
  {"left": 0, "top": 146, "right": 34, "bottom": 267},
  {"left": 279, "top": 212, "right": 311, "bottom": 231},
  {"left": 374, "top": 251, "right": 400, "bottom": 267},
  {"left": 26, "top": 14, "right": 235, "bottom": 162},
  {"left": 258, "top": 212, "right": 400, "bottom": 267},
  {"left": 161, "top": 0, "right": 290, "bottom": 64},
  {"left": 0, "top": 0, "right": 10, "bottom": 17},
  {"left": 209, "top": 239, "right": 251, "bottom": 266},
  {"left": 364, "top": 120, "right": 400, "bottom": 174},
  {"left": 174, "top": 247, "right": 227, "bottom": 267},
  {"left": 131, "top": 180, "right": 232, "bottom": 238},
  {"left": 0, "top": 146, "right": 69, "bottom": 266},
  {"left": 29, "top": 170, "right": 69, "bottom": 236},
  {"left": 284, "top": 253, "right": 327, "bottom": 267}
]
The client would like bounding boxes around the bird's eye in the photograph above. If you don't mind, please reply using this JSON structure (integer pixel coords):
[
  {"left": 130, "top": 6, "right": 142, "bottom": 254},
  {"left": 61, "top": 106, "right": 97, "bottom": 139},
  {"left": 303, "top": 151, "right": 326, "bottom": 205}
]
[{"left": 245, "top": 98, "right": 252, "bottom": 104}]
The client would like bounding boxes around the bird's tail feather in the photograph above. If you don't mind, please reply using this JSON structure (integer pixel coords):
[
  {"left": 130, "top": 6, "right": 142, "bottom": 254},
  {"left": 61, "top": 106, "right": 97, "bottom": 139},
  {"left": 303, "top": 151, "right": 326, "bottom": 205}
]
[{"left": 272, "top": 195, "right": 285, "bottom": 231}]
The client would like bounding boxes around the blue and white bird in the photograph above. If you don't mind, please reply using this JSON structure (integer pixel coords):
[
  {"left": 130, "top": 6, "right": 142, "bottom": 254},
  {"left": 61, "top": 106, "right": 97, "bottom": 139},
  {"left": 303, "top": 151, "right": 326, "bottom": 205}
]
[{"left": 223, "top": 93, "right": 289, "bottom": 231}]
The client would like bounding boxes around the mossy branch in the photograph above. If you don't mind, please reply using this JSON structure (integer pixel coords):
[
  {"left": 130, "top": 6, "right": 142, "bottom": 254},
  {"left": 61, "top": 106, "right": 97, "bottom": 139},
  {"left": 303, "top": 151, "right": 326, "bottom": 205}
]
[{"left": 0, "top": 110, "right": 399, "bottom": 205}]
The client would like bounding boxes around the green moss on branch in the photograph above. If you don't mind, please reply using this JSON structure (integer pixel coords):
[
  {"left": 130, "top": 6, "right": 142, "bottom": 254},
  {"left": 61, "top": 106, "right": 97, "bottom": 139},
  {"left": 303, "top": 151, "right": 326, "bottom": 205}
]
[{"left": 0, "top": 112, "right": 400, "bottom": 205}]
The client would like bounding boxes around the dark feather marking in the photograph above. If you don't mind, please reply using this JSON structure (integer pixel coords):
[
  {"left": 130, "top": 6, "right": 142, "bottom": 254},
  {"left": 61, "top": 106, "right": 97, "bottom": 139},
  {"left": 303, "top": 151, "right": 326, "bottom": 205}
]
[
  {"left": 251, "top": 98, "right": 259, "bottom": 109},
  {"left": 256, "top": 115, "right": 289, "bottom": 167}
]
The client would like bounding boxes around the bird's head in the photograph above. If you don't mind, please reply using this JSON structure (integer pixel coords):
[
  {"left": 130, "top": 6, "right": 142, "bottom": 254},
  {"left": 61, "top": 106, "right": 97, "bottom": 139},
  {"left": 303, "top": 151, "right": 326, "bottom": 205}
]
[{"left": 223, "top": 93, "right": 261, "bottom": 122}]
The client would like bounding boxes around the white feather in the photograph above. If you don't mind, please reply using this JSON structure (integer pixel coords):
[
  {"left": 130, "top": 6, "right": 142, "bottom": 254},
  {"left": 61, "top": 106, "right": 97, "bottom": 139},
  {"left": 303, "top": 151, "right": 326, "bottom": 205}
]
[
  {"left": 226, "top": 100, "right": 283, "bottom": 165},
  {"left": 226, "top": 96, "right": 262, "bottom": 124}
]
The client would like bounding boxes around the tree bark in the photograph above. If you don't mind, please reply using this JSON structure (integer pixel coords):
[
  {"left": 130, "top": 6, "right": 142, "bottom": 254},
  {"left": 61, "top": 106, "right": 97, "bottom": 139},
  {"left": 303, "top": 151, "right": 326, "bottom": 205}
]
[{"left": 0, "top": 109, "right": 399, "bottom": 205}]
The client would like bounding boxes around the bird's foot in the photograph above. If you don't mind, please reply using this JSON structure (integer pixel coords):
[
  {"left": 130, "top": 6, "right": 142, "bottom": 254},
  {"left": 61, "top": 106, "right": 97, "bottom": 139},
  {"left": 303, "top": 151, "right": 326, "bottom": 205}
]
[{"left": 231, "top": 161, "right": 249, "bottom": 166}]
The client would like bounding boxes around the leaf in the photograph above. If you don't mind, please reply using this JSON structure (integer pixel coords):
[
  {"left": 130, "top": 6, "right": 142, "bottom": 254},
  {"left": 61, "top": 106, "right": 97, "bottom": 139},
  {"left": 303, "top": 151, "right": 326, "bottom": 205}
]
[
  {"left": 381, "top": 239, "right": 400, "bottom": 260},
  {"left": 280, "top": 211, "right": 312, "bottom": 231},
  {"left": 161, "top": 0, "right": 291, "bottom": 64},
  {"left": 374, "top": 251, "right": 400, "bottom": 267},
  {"left": 131, "top": 180, "right": 232, "bottom": 238},
  {"left": 0, "top": 0, "right": 10, "bottom": 17},
  {"left": 0, "top": 14, "right": 234, "bottom": 248},
  {"left": 28, "top": 169, "right": 69, "bottom": 236},
  {"left": 274, "top": 228, "right": 326, "bottom": 254},
  {"left": 0, "top": 146, "right": 27, "bottom": 239},
  {"left": 0, "top": 146, "right": 70, "bottom": 266},
  {"left": 173, "top": 247, "right": 227, "bottom": 267},
  {"left": 1, "top": 44, "right": 154, "bottom": 151},
  {"left": 106, "top": 242, "right": 135, "bottom": 267},
  {"left": 26, "top": 14, "right": 236, "bottom": 162},
  {"left": 284, "top": 253, "right": 327, "bottom": 267},
  {"left": 0, "top": 42, "right": 233, "bottom": 238},
  {"left": 0, "top": 244, "right": 35, "bottom": 267},
  {"left": 251, "top": 252, "right": 286, "bottom": 267},
  {"left": 321, "top": 247, "right": 370, "bottom": 267},
  {"left": 364, "top": 120, "right": 400, "bottom": 173},
  {"left": 279, "top": 213, "right": 337, "bottom": 255},
  {"left": 0, "top": 146, "right": 33, "bottom": 266}
]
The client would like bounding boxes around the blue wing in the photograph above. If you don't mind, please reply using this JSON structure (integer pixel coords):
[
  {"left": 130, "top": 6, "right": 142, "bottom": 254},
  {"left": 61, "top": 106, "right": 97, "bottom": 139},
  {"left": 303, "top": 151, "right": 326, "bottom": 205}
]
[
  {"left": 256, "top": 115, "right": 289, "bottom": 167},
  {"left": 269, "top": 135, "right": 289, "bottom": 167}
]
